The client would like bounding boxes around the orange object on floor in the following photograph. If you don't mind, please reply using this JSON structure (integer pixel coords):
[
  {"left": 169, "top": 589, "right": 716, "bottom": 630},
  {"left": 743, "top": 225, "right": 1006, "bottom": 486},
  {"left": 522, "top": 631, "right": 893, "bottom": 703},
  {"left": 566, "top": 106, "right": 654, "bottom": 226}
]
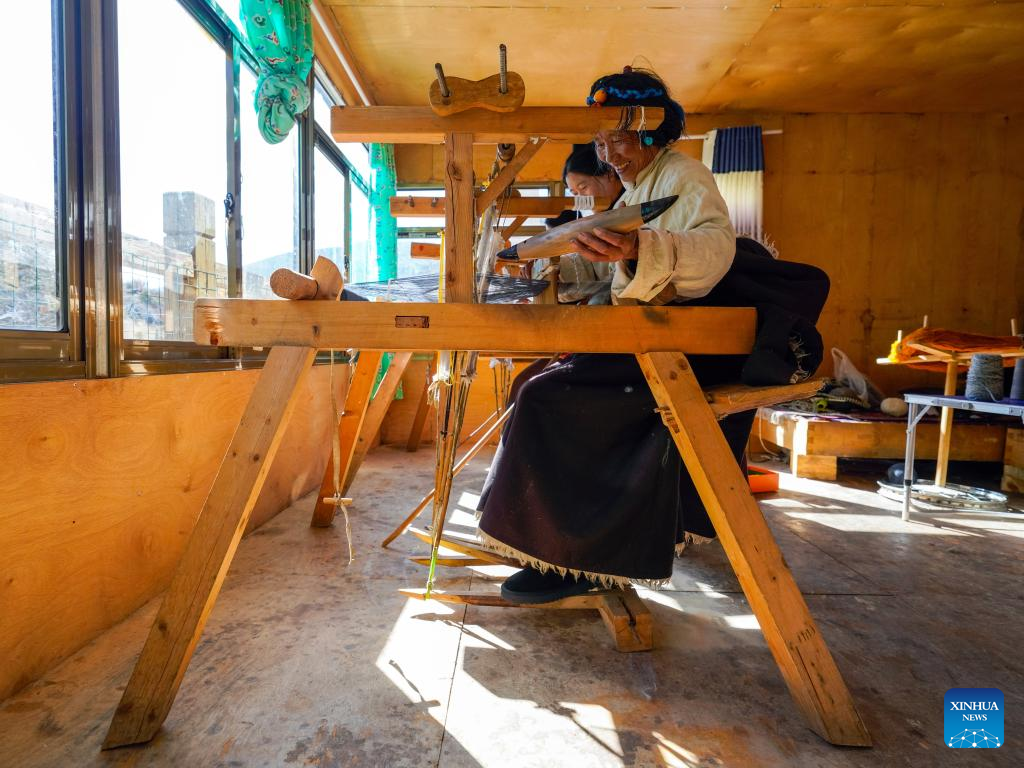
[{"left": 748, "top": 466, "right": 780, "bottom": 494}]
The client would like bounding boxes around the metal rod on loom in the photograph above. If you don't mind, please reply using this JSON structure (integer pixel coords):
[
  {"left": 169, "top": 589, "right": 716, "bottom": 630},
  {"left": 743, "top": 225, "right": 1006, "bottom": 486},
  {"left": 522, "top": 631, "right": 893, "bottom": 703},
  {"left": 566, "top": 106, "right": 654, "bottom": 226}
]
[
  {"left": 434, "top": 63, "right": 451, "bottom": 99},
  {"left": 498, "top": 44, "right": 508, "bottom": 94}
]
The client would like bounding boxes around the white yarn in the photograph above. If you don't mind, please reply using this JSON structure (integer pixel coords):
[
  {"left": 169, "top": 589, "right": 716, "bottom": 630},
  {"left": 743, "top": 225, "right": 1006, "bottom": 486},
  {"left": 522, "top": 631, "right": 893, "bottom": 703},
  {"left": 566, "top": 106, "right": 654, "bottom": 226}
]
[{"left": 573, "top": 195, "right": 595, "bottom": 212}]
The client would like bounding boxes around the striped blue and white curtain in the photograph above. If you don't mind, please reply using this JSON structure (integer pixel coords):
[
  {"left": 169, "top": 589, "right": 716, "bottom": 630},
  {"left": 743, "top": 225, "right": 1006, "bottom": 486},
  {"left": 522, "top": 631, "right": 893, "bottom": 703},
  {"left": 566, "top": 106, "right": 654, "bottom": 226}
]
[{"left": 701, "top": 126, "right": 764, "bottom": 240}]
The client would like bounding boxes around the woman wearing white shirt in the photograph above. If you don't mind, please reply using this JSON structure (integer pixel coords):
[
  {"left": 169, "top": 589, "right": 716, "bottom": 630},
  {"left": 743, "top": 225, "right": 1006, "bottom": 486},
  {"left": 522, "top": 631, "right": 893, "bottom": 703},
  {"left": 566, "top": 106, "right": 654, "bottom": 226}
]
[{"left": 477, "top": 69, "right": 764, "bottom": 604}]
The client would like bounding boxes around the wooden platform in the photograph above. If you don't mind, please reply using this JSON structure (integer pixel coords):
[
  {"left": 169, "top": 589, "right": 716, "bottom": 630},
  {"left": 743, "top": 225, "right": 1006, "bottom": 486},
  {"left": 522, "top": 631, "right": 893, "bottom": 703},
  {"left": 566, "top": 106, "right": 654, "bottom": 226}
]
[{"left": 752, "top": 407, "right": 1009, "bottom": 481}]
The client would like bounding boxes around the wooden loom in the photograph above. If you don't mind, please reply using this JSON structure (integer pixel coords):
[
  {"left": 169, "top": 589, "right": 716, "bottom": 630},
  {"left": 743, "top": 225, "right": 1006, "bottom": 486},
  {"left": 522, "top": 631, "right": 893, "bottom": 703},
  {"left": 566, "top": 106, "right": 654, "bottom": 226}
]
[{"left": 101, "top": 106, "right": 871, "bottom": 750}]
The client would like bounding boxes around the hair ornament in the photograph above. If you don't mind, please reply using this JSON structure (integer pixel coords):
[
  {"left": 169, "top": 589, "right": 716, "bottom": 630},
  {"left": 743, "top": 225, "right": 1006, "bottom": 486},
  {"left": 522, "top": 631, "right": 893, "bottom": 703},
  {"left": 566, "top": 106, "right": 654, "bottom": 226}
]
[{"left": 605, "top": 86, "right": 664, "bottom": 101}]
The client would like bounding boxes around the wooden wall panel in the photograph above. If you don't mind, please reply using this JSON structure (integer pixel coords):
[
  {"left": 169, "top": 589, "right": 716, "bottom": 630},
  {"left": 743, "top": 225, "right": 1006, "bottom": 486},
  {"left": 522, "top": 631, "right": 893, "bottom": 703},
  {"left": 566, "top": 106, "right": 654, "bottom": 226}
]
[
  {"left": 768, "top": 113, "right": 1024, "bottom": 394},
  {"left": 0, "top": 366, "right": 341, "bottom": 701}
]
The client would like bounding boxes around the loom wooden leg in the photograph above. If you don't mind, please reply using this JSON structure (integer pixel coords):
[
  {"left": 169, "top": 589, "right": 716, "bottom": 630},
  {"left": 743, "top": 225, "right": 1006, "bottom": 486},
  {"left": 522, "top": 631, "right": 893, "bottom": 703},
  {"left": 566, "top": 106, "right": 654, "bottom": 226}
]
[
  {"left": 342, "top": 351, "right": 413, "bottom": 493},
  {"left": 311, "top": 350, "right": 384, "bottom": 527},
  {"left": 103, "top": 346, "right": 317, "bottom": 749},
  {"left": 637, "top": 352, "right": 871, "bottom": 747}
]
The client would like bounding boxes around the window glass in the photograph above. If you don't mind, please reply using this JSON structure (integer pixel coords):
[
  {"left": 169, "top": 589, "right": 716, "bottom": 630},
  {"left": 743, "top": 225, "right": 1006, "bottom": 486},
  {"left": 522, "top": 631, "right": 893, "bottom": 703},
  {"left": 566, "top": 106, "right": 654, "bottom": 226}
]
[
  {"left": 314, "top": 148, "right": 347, "bottom": 271},
  {"left": 342, "top": 144, "right": 371, "bottom": 187},
  {"left": 313, "top": 79, "right": 334, "bottom": 135},
  {"left": 516, "top": 186, "right": 551, "bottom": 228},
  {"left": 349, "top": 185, "right": 372, "bottom": 283},
  {"left": 0, "top": 0, "right": 61, "bottom": 330},
  {"left": 313, "top": 78, "right": 369, "bottom": 185},
  {"left": 396, "top": 237, "right": 441, "bottom": 279},
  {"left": 240, "top": 66, "right": 298, "bottom": 299},
  {"left": 213, "top": 0, "right": 239, "bottom": 26},
  {"left": 118, "top": 0, "right": 228, "bottom": 341}
]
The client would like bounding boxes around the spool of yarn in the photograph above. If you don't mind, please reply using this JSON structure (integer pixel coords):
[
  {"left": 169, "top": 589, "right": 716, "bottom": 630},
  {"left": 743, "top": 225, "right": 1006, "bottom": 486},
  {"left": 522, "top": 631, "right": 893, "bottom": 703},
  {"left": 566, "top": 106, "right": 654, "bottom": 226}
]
[
  {"left": 880, "top": 397, "right": 909, "bottom": 417},
  {"left": 1011, "top": 358, "right": 1024, "bottom": 401},
  {"left": 964, "top": 353, "right": 1004, "bottom": 402}
]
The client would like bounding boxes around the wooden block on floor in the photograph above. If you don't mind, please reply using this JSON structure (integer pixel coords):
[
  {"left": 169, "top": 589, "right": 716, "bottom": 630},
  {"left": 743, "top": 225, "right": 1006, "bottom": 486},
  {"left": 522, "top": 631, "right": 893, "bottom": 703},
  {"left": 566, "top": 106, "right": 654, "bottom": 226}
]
[
  {"left": 793, "top": 453, "right": 838, "bottom": 481},
  {"left": 597, "top": 588, "right": 654, "bottom": 653}
]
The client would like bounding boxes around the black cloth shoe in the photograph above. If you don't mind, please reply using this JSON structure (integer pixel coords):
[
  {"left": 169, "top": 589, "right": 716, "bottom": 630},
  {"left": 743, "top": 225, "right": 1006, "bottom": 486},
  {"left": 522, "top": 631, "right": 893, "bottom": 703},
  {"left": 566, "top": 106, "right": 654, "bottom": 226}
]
[{"left": 500, "top": 567, "right": 599, "bottom": 605}]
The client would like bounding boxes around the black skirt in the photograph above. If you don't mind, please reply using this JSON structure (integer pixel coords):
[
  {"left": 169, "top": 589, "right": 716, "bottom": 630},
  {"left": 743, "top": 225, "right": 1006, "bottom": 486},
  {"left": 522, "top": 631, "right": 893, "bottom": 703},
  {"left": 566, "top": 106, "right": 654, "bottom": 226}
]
[{"left": 476, "top": 352, "right": 754, "bottom": 585}]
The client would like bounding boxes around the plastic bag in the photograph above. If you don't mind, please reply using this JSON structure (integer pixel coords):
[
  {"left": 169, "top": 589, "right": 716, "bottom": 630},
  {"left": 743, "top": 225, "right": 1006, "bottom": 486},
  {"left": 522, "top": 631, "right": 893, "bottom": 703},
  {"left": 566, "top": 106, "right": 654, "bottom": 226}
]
[{"left": 831, "top": 347, "right": 885, "bottom": 408}]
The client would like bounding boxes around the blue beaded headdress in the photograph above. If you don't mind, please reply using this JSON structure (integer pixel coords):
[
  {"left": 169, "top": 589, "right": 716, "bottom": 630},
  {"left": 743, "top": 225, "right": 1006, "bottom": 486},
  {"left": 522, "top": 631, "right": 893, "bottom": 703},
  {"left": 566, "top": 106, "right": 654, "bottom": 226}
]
[{"left": 586, "top": 67, "right": 685, "bottom": 148}]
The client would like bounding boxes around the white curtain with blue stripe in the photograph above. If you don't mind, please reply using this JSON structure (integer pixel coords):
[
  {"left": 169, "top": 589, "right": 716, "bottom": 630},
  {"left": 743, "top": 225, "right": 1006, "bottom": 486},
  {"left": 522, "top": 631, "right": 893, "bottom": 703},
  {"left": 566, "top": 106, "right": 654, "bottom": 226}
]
[{"left": 701, "top": 126, "right": 764, "bottom": 240}]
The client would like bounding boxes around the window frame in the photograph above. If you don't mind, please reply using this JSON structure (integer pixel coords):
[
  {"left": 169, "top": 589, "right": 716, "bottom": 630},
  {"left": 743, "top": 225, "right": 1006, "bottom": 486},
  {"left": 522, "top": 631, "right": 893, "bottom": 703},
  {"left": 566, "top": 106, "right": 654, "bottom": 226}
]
[
  {"left": 0, "top": 0, "right": 371, "bottom": 382},
  {"left": 0, "top": 0, "right": 86, "bottom": 383}
]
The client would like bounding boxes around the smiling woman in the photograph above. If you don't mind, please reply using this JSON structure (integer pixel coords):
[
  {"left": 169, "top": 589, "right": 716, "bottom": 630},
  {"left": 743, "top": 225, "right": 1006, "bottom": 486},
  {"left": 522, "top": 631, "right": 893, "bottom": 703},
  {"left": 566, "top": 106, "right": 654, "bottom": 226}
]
[{"left": 474, "top": 70, "right": 761, "bottom": 603}]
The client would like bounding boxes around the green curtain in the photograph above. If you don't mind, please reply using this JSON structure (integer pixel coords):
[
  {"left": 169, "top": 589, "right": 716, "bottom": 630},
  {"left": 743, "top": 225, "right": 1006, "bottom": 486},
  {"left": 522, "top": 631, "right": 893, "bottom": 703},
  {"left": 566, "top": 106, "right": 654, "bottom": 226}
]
[
  {"left": 370, "top": 143, "right": 398, "bottom": 281},
  {"left": 369, "top": 144, "right": 400, "bottom": 398},
  {"left": 240, "top": 0, "right": 313, "bottom": 144}
]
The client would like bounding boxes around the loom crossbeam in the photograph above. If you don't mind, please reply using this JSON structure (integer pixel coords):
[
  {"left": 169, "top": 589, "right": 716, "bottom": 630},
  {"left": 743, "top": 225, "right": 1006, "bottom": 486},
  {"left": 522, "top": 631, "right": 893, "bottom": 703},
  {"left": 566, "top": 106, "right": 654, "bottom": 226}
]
[
  {"left": 330, "top": 106, "right": 664, "bottom": 144},
  {"left": 192, "top": 300, "right": 757, "bottom": 354}
]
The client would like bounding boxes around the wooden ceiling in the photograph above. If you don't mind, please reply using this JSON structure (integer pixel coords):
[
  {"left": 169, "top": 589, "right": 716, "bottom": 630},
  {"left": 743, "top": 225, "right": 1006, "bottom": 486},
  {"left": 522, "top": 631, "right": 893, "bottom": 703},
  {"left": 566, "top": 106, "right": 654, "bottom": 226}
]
[{"left": 321, "top": 0, "right": 1024, "bottom": 113}]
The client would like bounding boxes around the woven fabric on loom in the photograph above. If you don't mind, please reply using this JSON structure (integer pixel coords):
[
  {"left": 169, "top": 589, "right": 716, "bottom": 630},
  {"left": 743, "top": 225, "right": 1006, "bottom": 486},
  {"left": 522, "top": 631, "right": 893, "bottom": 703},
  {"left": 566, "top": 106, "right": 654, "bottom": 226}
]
[
  {"left": 348, "top": 273, "right": 549, "bottom": 303},
  {"left": 889, "top": 327, "right": 1023, "bottom": 371}
]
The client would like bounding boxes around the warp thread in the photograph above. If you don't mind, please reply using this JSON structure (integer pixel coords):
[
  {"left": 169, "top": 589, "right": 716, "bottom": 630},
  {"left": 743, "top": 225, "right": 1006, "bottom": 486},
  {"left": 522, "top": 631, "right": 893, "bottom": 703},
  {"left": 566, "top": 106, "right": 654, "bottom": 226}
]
[
  {"left": 573, "top": 195, "right": 595, "bottom": 212},
  {"left": 964, "top": 353, "right": 1004, "bottom": 402},
  {"left": 1011, "top": 358, "right": 1024, "bottom": 401}
]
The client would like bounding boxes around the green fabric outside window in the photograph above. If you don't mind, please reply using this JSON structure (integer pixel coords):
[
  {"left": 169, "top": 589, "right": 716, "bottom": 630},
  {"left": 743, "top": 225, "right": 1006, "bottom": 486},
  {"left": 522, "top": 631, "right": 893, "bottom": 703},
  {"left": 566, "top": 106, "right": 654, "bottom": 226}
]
[
  {"left": 240, "top": 0, "right": 313, "bottom": 144},
  {"left": 369, "top": 143, "right": 401, "bottom": 398},
  {"left": 370, "top": 143, "right": 398, "bottom": 281}
]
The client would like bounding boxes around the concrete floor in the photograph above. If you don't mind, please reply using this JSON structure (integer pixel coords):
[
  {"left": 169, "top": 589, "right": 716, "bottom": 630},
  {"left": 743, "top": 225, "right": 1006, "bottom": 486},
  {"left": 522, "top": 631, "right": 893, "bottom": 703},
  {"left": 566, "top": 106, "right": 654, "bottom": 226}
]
[{"left": 1, "top": 447, "right": 1021, "bottom": 767}]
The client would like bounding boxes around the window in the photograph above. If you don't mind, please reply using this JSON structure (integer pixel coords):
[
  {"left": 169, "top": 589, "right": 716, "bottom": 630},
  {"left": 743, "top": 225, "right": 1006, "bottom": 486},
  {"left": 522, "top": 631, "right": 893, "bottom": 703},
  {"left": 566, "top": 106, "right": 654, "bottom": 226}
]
[
  {"left": 1, "top": 2, "right": 380, "bottom": 381},
  {"left": 314, "top": 147, "right": 347, "bottom": 271},
  {"left": 1, "top": 0, "right": 62, "bottom": 333},
  {"left": 349, "top": 184, "right": 372, "bottom": 283},
  {"left": 395, "top": 188, "right": 444, "bottom": 279},
  {"left": 239, "top": 66, "right": 299, "bottom": 299},
  {"left": 313, "top": 77, "right": 370, "bottom": 190},
  {"left": 117, "top": 0, "right": 229, "bottom": 344}
]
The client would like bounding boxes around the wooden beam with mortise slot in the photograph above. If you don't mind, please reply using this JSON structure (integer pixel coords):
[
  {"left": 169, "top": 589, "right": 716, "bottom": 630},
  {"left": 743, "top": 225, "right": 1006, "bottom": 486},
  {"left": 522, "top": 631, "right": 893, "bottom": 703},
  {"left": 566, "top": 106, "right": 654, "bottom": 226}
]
[{"left": 331, "top": 106, "right": 663, "bottom": 144}]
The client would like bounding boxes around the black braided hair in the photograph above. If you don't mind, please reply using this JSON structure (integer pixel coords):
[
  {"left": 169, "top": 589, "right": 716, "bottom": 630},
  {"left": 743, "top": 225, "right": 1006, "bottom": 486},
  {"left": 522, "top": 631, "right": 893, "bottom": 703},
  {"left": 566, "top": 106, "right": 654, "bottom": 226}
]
[
  {"left": 586, "top": 67, "right": 685, "bottom": 147},
  {"left": 561, "top": 143, "right": 614, "bottom": 180}
]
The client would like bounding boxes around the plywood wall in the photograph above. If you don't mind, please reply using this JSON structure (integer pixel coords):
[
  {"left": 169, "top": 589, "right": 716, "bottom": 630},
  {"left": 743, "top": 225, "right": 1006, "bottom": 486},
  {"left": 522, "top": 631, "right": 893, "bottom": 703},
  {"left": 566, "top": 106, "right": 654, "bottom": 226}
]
[
  {"left": 397, "top": 113, "right": 1024, "bottom": 395},
  {"left": 768, "top": 113, "right": 1024, "bottom": 394},
  {"left": 0, "top": 366, "right": 342, "bottom": 701}
]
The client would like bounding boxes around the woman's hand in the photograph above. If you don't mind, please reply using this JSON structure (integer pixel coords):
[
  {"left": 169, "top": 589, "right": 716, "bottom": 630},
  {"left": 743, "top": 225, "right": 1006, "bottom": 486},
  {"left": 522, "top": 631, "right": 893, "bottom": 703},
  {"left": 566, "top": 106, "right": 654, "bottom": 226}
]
[{"left": 572, "top": 228, "right": 639, "bottom": 263}]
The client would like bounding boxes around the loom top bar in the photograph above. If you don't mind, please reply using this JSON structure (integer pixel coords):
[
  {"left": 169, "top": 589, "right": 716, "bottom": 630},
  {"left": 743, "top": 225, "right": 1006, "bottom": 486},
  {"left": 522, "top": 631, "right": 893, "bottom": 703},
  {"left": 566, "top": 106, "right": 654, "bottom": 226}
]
[
  {"left": 193, "top": 300, "right": 756, "bottom": 355},
  {"left": 330, "top": 106, "right": 665, "bottom": 144}
]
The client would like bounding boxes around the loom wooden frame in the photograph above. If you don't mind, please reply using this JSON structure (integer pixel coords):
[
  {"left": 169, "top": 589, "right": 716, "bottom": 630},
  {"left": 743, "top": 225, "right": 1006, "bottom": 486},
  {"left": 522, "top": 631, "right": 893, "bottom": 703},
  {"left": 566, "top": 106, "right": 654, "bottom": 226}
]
[
  {"left": 101, "top": 299, "right": 870, "bottom": 750},
  {"left": 103, "top": 104, "right": 869, "bottom": 752}
]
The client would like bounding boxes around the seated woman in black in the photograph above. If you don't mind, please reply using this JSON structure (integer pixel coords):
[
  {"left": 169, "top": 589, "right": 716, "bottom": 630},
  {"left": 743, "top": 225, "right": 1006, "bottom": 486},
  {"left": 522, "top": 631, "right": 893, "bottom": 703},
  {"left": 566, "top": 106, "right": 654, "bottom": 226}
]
[
  {"left": 477, "top": 68, "right": 829, "bottom": 604},
  {"left": 476, "top": 68, "right": 745, "bottom": 603}
]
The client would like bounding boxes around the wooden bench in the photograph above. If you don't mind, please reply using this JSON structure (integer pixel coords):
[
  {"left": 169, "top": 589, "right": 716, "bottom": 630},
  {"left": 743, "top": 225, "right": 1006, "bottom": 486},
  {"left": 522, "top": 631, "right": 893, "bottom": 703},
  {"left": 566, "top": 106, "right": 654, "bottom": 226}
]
[{"left": 752, "top": 407, "right": 1010, "bottom": 481}]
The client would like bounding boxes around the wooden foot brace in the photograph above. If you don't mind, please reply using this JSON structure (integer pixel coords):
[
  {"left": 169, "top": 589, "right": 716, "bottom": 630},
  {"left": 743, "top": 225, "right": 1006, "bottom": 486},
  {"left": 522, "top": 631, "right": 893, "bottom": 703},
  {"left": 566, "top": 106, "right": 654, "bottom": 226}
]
[{"left": 401, "top": 586, "right": 653, "bottom": 653}]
